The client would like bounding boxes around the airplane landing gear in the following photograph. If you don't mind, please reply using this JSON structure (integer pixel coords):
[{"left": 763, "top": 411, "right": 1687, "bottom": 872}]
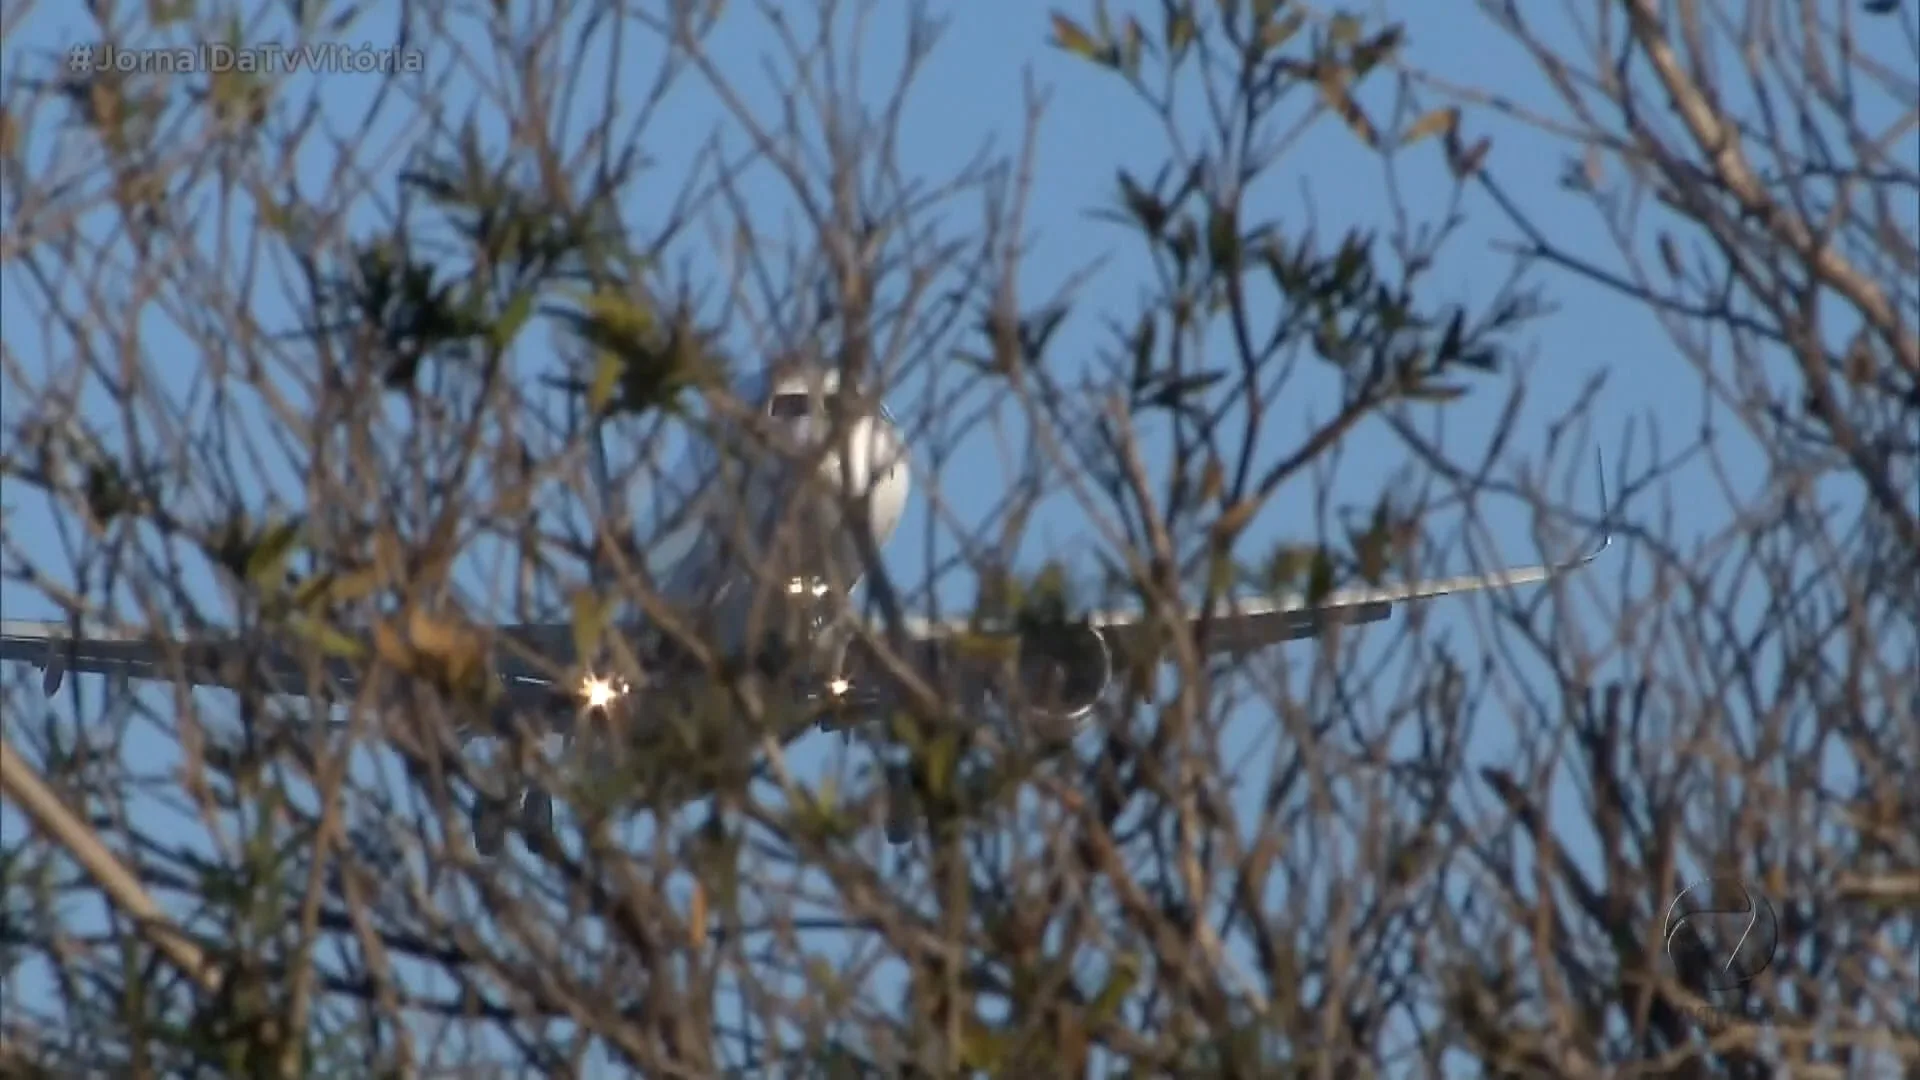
[
  {"left": 40, "top": 648, "right": 65, "bottom": 697},
  {"left": 471, "top": 785, "right": 556, "bottom": 857},
  {"left": 805, "top": 622, "right": 861, "bottom": 737},
  {"left": 473, "top": 795, "right": 509, "bottom": 856},
  {"left": 813, "top": 673, "right": 860, "bottom": 737},
  {"left": 522, "top": 787, "right": 554, "bottom": 837},
  {"left": 884, "top": 760, "right": 913, "bottom": 845}
]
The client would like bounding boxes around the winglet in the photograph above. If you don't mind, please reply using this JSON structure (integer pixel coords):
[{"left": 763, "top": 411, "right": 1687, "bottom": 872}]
[{"left": 1575, "top": 448, "right": 1614, "bottom": 567}]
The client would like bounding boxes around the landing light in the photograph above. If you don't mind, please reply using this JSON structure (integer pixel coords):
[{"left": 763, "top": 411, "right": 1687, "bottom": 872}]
[
  {"left": 581, "top": 676, "right": 623, "bottom": 709},
  {"left": 787, "top": 576, "right": 831, "bottom": 597}
]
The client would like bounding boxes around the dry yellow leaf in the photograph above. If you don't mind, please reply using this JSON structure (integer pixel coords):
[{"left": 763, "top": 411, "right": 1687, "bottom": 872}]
[
  {"left": 687, "top": 879, "right": 708, "bottom": 948},
  {"left": 1403, "top": 107, "right": 1458, "bottom": 147}
]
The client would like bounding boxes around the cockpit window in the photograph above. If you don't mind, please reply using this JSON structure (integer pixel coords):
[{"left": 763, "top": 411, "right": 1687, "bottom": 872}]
[
  {"left": 768, "top": 390, "right": 892, "bottom": 425},
  {"left": 768, "top": 393, "right": 812, "bottom": 419}
]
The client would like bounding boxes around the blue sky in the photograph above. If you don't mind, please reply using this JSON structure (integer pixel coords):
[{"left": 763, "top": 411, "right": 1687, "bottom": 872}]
[{"left": 4, "top": 0, "right": 1910, "bottom": 1068}]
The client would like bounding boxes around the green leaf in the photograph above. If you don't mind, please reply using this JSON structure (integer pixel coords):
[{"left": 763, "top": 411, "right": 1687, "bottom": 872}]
[
  {"left": 922, "top": 732, "right": 958, "bottom": 801},
  {"left": 1121, "top": 171, "right": 1159, "bottom": 234},
  {"left": 887, "top": 709, "right": 929, "bottom": 754},
  {"left": 245, "top": 520, "right": 302, "bottom": 587},
  {"left": 206, "top": 63, "right": 267, "bottom": 126},
  {"left": 1126, "top": 312, "right": 1158, "bottom": 393},
  {"left": 149, "top": 0, "right": 195, "bottom": 26},
  {"left": 1400, "top": 380, "right": 1467, "bottom": 402},
  {"left": 1448, "top": 135, "right": 1492, "bottom": 178},
  {"left": 1139, "top": 369, "right": 1227, "bottom": 411},
  {"left": 1262, "top": 10, "right": 1306, "bottom": 50},
  {"left": 589, "top": 349, "right": 623, "bottom": 415},
  {"left": 1205, "top": 200, "right": 1241, "bottom": 274},
  {"left": 490, "top": 288, "right": 536, "bottom": 351},
  {"left": 576, "top": 287, "right": 656, "bottom": 354},
  {"left": 1087, "top": 953, "right": 1140, "bottom": 1023},
  {"left": 1165, "top": 7, "right": 1196, "bottom": 58},
  {"left": 1120, "top": 15, "right": 1146, "bottom": 72},
  {"left": 1265, "top": 544, "right": 1321, "bottom": 589},
  {"left": 253, "top": 191, "right": 294, "bottom": 236},
  {"left": 1049, "top": 12, "right": 1101, "bottom": 59},
  {"left": 1029, "top": 561, "right": 1072, "bottom": 612},
  {"left": 1352, "top": 516, "right": 1391, "bottom": 585},
  {"left": 1204, "top": 547, "right": 1235, "bottom": 596},
  {"left": 958, "top": 1025, "right": 1011, "bottom": 1071},
  {"left": 1332, "top": 232, "right": 1373, "bottom": 290},
  {"left": 1352, "top": 25, "right": 1404, "bottom": 76},
  {"left": 320, "top": 565, "right": 384, "bottom": 606},
  {"left": 1435, "top": 308, "right": 1466, "bottom": 364},
  {"left": 953, "top": 629, "right": 1019, "bottom": 663},
  {"left": 287, "top": 615, "right": 367, "bottom": 661},
  {"left": 570, "top": 589, "right": 614, "bottom": 661},
  {"left": 83, "top": 462, "right": 137, "bottom": 522},
  {"left": 1329, "top": 12, "right": 1363, "bottom": 45},
  {"left": 1306, "top": 548, "right": 1337, "bottom": 604}
]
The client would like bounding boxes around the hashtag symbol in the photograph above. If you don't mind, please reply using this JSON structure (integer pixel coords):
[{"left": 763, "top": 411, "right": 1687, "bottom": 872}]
[{"left": 67, "top": 44, "right": 94, "bottom": 73}]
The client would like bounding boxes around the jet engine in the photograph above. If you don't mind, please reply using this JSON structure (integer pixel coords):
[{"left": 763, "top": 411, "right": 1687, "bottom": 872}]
[{"left": 1004, "top": 623, "right": 1112, "bottom": 724}]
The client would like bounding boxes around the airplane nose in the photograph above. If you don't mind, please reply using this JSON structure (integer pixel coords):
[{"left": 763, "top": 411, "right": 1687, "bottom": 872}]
[
  {"left": 817, "top": 412, "right": 909, "bottom": 541},
  {"left": 817, "top": 412, "right": 902, "bottom": 492}
]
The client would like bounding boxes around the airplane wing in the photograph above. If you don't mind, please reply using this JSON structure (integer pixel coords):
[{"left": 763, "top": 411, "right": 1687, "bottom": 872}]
[
  {"left": 0, "top": 618, "right": 576, "bottom": 701},
  {"left": 1094, "top": 527, "right": 1611, "bottom": 666},
  {"left": 7, "top": 462, "right": 1613, "bottom": 716},
  {"left": 879, "top": 522, "right": 1613, "bottom": 674},
  {"left": 890, "top": 455, "right": 1614, "bottom": 674},
  {"left": 3, "top": 533, "right": 1611, "bottom": 706}
]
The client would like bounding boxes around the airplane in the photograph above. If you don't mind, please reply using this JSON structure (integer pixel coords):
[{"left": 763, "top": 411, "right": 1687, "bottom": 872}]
[{"left": 0, "top": 364, "right": 1612, "bottom": 852}]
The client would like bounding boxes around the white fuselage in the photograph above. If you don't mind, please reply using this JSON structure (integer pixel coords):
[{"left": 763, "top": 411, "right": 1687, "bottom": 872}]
[
  {"left": 523, "top": 368, "right": 913, "bottom": 840},
  {"left": 644, "top": 367, "right": 911, "bottom": 654}
]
